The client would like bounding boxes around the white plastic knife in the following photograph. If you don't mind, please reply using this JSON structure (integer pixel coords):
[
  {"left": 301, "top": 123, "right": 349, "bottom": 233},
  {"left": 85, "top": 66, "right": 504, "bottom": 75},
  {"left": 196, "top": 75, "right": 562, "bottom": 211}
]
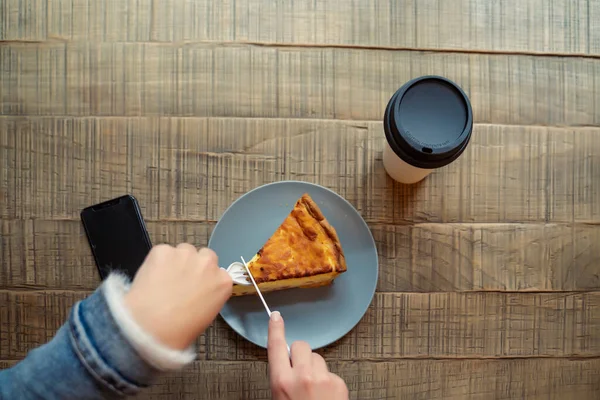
[
  {"left": 240, "top": 256, "right": 272, "bottom": 316},
  {"left": 240, "top": 256, "right": 291, "bottom": 356}
]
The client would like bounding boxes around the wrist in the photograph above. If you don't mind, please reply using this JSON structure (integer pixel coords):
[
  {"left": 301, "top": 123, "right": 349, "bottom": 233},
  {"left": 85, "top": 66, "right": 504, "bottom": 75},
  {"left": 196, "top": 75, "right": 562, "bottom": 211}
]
[
  {"left": 103, "top": 273, "right": 196, "bottom": 370},
  {"left": 123, "top": 291, "right": 193, "bottom": 350}
]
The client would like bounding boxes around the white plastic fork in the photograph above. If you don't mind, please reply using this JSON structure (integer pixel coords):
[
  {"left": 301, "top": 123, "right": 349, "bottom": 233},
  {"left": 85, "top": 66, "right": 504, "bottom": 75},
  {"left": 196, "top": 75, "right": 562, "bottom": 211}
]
[{"left": 226, "top": 262, "right": 252, "bottom": 285}]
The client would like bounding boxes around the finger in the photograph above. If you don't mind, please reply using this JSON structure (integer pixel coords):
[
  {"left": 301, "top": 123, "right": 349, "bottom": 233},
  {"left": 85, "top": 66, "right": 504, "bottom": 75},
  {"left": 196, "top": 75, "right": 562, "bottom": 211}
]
[
  {"left": 311, "top": 353, "right": 329, "bottom": 374},
  {"left": 331, "top": 374, "right": 349, "bottom": 396},
  {"left": 147, "top": 243, "right": 173, "bottom": 261},
  {"left": 268, "top": 311, "right": 291, "bottom": 374},
  {"left": 216, "top": 268, "right": 234, "bottom": 297},
  {"left": 176, "top": 243, "right": 197, "bottom": 253},
  {"left": 198, "top": 247, "right": 218, "bottom": 266},
  {"left": 290, "top": 341, "right": 312, "bottom": 369},
  {"left": 218, "top": 267, "right": 233, "bottom": 285}
]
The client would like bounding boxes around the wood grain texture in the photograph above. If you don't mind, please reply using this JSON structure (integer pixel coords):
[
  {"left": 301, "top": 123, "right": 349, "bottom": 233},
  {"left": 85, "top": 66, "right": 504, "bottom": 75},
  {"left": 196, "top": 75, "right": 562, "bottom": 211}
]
[
  {"left": 2, "top": 290, "right": 599, "bottom": 360},
  {"left": 0, "top": 0, "right": 47, "bottom": 41},
  {"left": 1, "top": 43, "right": 599, "bottom": 125},
  {"left": 207, "top": 291, "right": 600, "bottom": 361},
  {"left": 2, "top": 0, "right": 600, "bottom": 397},
  {"left": 2, "top": 358, "right": 599, "bottom": 400},
  {"left": 2, "top": 0, "right": 599, "bottom": 57},
  {"left": 2, "top": 117, "right": 600, "bottom": 223},
  {"left": 2, "top": 219, "right": 600, "bottom": 292}
]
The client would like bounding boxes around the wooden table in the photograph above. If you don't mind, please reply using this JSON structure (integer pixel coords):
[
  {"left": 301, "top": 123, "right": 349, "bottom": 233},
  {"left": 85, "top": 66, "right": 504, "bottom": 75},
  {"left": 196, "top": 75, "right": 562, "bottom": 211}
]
[{"left": 1, "top": 1, "right": 600, "bottom": 398}]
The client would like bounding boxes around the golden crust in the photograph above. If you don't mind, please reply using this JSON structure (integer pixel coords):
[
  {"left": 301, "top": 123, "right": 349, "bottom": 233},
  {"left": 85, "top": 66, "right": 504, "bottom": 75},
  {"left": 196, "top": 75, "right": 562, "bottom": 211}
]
[
  {"left": 232, "top": 193, "right": 347, "bottom": 296},
  {"left": 231, "top": 273, "right": 337, "bottom": 296}
]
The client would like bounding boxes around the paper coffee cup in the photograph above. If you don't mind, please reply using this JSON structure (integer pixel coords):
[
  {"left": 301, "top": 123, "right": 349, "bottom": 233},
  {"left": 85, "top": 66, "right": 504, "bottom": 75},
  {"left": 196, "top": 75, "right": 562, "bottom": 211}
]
[{"left": 383, "top": 76, "right": 473, "bottom": 184}]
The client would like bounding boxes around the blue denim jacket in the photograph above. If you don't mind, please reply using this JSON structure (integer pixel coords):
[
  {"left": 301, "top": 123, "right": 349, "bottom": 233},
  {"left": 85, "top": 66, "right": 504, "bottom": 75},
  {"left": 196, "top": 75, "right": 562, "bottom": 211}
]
[{"left": 0, "top": 282, "right": 160, "bottom": 399}]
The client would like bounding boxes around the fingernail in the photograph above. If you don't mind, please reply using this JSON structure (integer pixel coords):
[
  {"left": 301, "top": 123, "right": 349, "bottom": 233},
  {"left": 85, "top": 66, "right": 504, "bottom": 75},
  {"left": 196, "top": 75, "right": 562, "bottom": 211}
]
[{"left": 271, "top": 311, "right": 282, "bottom": 322}]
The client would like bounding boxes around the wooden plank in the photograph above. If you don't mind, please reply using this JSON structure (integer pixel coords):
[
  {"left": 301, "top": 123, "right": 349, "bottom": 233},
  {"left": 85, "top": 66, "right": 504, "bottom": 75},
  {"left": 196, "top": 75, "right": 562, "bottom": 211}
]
[
  {"left": 1, "top": 43, "right": 599, "bottom": 125},
  {"left": 206, "top": 291, "right": 600, "bottom": 361},
  {"left": 0, "top": 290, "right": 88, "bottom": 360},
  {"left": 0, "top": 0, "right": 47, "bottom": 41},
  {"left": 2, "top": 290, "right": 599, "bottom": 360},
  {"left": 2, "top": 219, "right": 600, "bottom": 292},
  {"left": 378, "top": 223, "right": 600, "bottom": 292},
  {"left": 3, "top": 0, "right": 599, "bottom": 57},
  {"left": 2, "top": 117, "right": 600, "bottom": 223},
  {"left": 1, "top": 358, "right": 599, "bottom": 399},
  {"left": 0, "top": 220, "right": 213, "bottom": 290}
]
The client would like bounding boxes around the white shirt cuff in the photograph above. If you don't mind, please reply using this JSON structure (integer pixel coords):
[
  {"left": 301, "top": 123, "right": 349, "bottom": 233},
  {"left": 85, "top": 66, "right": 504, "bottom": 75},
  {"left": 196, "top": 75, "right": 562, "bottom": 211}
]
[{"left": 101, "top": 273, "right": 197, "bottom": 371}]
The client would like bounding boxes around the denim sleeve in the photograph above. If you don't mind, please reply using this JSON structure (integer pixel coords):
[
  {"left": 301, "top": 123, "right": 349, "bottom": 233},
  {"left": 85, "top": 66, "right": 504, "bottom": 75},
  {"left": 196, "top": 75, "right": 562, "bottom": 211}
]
[{"left": 0, "top": 284, "right": 161, "bottom": 399}]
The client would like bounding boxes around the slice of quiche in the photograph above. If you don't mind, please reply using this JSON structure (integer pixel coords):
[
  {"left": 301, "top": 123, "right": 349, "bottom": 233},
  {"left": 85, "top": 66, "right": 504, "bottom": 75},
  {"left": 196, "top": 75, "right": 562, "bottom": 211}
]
[{"left": 232, "top": 193, "right": 347, "bottom": 296}]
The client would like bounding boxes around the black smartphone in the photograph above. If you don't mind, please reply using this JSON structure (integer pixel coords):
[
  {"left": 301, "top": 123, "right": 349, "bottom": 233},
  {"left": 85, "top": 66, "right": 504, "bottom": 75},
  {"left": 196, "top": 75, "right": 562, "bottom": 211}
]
[{"left": 81, "top": 195, "right": 152, "bottom": 280}]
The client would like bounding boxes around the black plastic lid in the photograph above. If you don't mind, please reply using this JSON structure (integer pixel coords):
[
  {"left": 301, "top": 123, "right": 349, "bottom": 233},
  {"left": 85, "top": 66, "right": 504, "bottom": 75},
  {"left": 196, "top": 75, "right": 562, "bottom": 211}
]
[{"left": 384, "top": 76, "right": 473, "bottom": 169}]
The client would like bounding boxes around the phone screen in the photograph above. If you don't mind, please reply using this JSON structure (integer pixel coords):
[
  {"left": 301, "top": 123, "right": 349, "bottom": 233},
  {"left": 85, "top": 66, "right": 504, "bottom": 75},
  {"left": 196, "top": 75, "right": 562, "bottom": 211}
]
[{"left": 81, "top": 195, "right": 152, "bottom": 280}]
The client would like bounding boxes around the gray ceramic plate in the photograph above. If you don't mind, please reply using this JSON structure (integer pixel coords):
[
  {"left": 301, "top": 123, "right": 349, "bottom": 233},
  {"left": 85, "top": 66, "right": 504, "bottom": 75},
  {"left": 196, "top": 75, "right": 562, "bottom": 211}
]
[{"left": 209, "top": 181, "right": 378, "bottom": 350}]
